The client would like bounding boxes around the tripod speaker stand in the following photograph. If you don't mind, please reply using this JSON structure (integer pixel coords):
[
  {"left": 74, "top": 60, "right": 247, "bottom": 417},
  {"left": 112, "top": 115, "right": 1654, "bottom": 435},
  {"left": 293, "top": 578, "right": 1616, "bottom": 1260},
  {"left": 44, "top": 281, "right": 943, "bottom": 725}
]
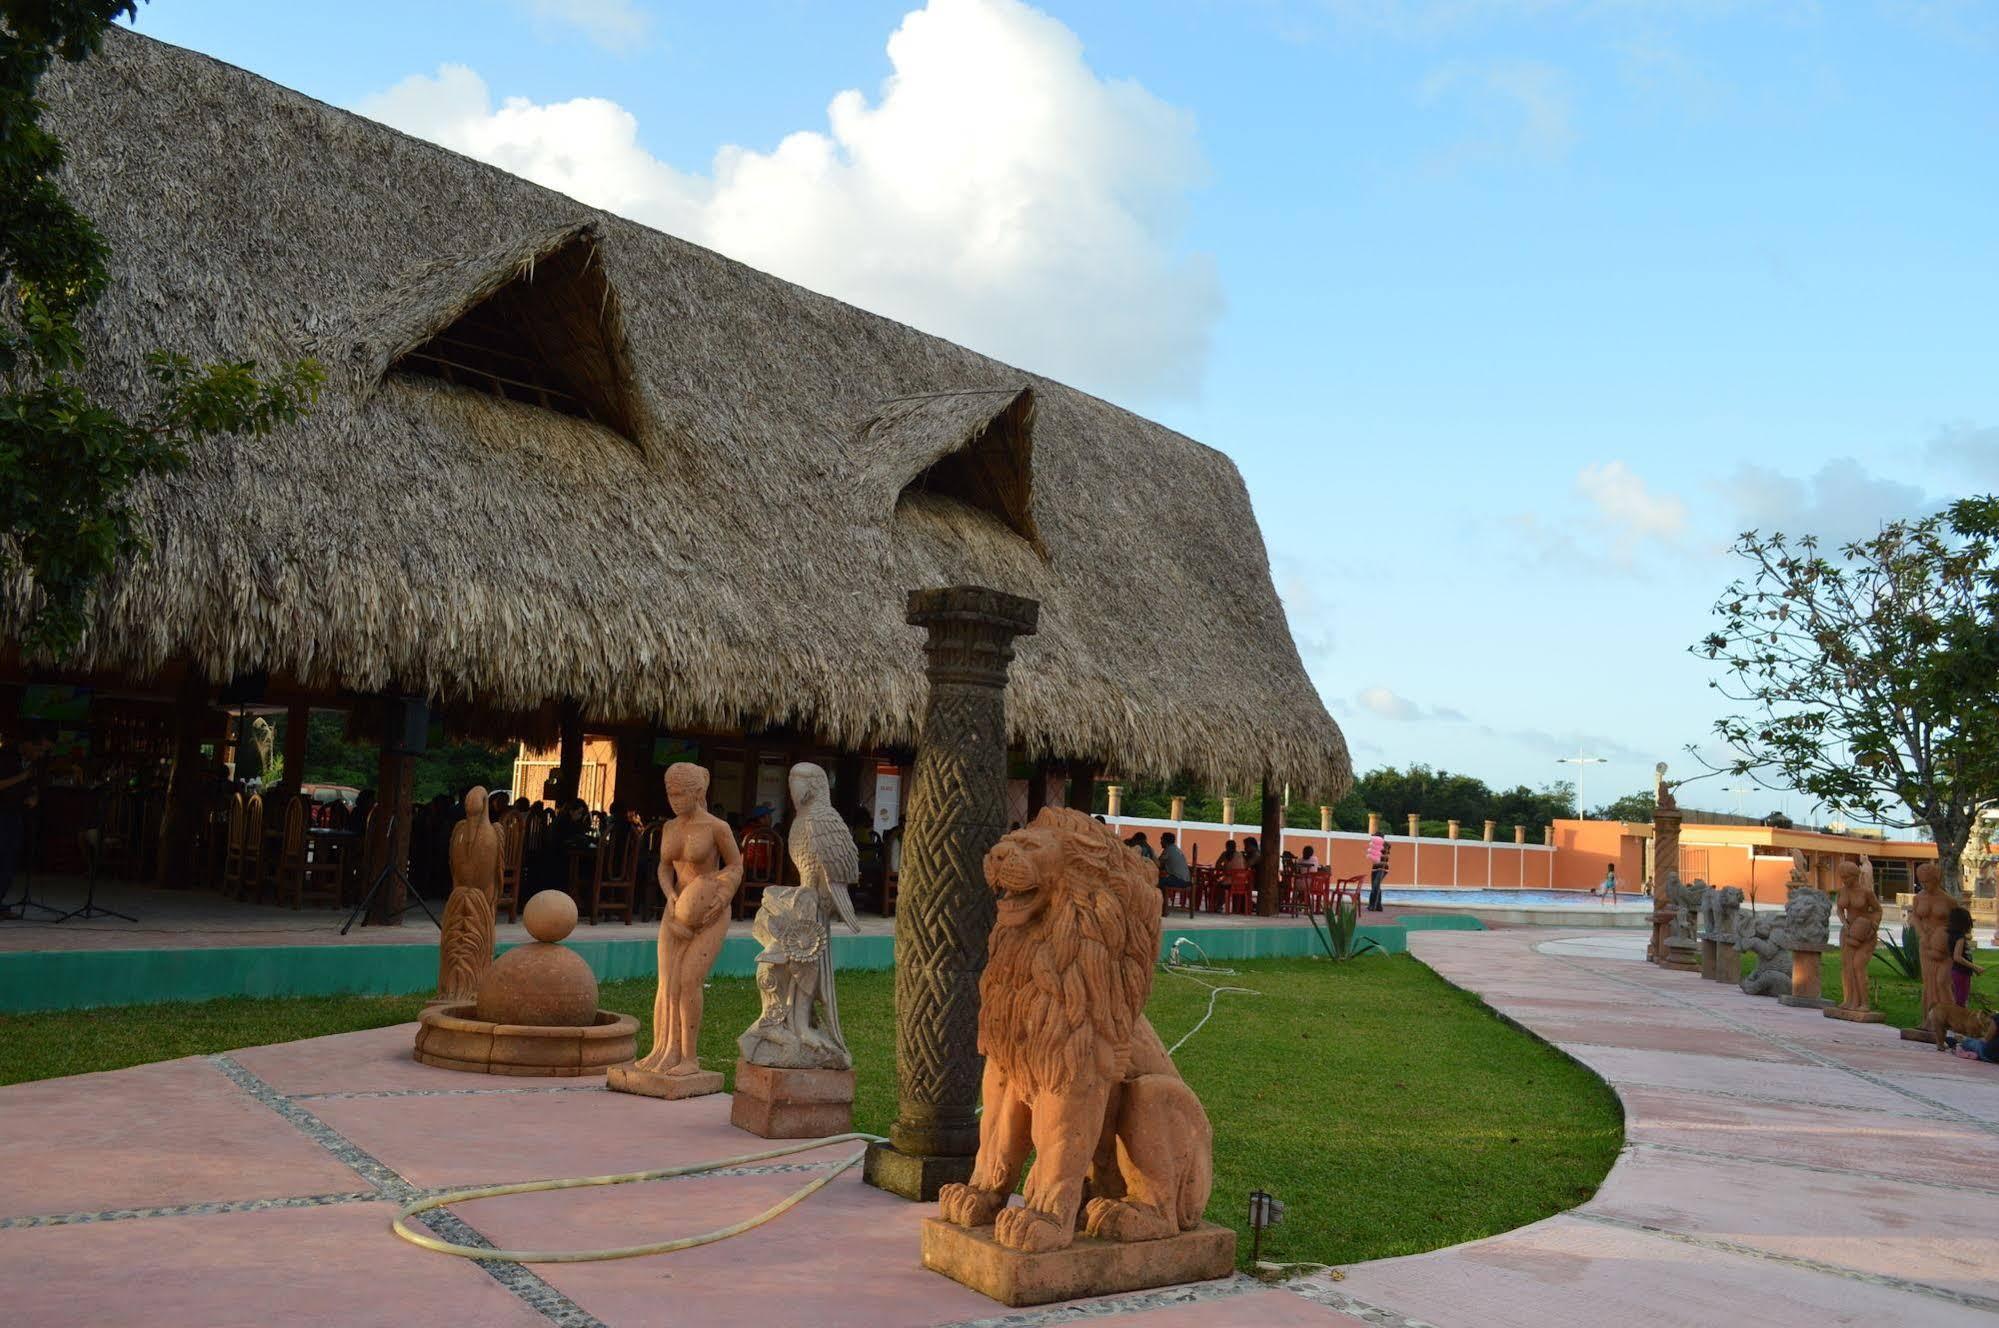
[
  {"left": 59, "top": 819, "right": 137, "bottom": 923},
  {"left": 340, "top": 814, "right": 439, "bottom": 934}
]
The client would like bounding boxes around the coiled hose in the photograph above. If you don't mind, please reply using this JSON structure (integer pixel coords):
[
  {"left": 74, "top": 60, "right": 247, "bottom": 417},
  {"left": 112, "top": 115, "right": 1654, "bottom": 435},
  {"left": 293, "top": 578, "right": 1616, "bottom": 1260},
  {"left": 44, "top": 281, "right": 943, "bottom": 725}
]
[{"left": 392, "top": 1131, "right": 888, "bottom": 1264}]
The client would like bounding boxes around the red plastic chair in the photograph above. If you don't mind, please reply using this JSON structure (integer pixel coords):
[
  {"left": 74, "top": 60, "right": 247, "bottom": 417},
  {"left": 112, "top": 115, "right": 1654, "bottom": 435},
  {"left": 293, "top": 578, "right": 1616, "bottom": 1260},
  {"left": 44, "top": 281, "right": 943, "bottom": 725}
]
[{"left": 1219, "top": 866, "right": 1255, "bottom": 915}]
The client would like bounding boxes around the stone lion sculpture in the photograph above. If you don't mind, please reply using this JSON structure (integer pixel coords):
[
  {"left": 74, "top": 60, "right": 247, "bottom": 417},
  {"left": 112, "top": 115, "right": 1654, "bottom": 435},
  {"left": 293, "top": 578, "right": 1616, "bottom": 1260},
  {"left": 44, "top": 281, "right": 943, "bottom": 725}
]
[
  {"left": 1698, "top": 885, "right": 1744, "bottom": 940},
  {"left": 937, "top": 807, "right": 1213, "bottom": 1253}
]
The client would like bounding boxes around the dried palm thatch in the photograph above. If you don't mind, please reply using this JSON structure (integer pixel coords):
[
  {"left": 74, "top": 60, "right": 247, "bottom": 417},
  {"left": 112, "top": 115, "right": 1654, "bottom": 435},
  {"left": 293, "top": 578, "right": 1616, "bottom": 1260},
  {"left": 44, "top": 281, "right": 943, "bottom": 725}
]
[{"left": 14, "top": 31, "right": 1351, "bottom": 799}]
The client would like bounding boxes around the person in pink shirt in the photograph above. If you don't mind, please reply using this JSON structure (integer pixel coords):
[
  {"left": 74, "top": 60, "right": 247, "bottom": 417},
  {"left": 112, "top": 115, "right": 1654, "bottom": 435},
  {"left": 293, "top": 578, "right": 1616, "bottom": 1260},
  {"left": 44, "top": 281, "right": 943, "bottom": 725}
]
[{"left": 1365, "top": 831, "right": 1389, "bottom": 912}]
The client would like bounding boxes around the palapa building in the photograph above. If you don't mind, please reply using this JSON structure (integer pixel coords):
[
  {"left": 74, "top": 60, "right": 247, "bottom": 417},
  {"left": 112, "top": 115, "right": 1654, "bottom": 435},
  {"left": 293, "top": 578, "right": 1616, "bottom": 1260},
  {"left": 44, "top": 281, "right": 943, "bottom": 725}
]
[{"left": 0, "top": 32, "right": 1348, "bottom": 901}]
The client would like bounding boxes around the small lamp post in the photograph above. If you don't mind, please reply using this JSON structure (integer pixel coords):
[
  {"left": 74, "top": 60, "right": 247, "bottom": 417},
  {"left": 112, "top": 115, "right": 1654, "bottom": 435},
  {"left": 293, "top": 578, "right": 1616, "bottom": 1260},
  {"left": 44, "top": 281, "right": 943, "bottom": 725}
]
[{"left": 1247, "top": 1188, "right": 1286, "bottom": 1264}]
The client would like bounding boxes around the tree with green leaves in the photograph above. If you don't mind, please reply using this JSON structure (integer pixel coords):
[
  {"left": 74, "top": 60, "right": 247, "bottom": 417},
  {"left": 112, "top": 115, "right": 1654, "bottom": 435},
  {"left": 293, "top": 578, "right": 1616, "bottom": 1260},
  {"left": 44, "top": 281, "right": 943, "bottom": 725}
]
[
  {"left": 1591, "top": 790, "right": 1657, "bottom": 823},
  {"left": 2, "top": 2, "right": 321, "bottom": 653},
  {"left": 1694, "top": 498, "right": 1999, "bottom": 888}
]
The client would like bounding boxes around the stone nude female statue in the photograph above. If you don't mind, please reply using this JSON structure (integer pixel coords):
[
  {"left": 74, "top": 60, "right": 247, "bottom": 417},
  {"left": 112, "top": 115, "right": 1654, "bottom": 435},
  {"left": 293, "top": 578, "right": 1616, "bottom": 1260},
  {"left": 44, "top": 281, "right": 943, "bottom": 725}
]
[
  {"left": 633, "top": 763, "right": 743, "bottom": 1078},
  {"left": 437, "top": 786, "right": 501, "bottom": 1003},
  {"left": 1832, "top": 856, "right": 1883, "bottom": 1017}
]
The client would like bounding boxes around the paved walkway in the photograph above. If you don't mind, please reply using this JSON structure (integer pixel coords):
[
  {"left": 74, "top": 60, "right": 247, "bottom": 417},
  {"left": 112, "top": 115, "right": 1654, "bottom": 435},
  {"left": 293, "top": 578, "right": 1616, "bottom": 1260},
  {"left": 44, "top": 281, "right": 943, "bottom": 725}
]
[{"left": 0, "top": 929, "right": 1991, "bottom": 1325}]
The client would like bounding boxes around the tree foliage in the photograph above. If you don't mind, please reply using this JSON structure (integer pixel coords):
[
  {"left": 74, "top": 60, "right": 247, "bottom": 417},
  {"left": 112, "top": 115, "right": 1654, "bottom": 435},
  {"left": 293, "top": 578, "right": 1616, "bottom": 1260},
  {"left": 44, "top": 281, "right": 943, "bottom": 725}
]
[
  {"left": 1694, "top": 499, "right": 1999, "bottom": 886},
  {"left": 1, "top": 2, "right": 321, "bottom": 652},
  {"left": 1591, "top": 790, "right": 1657, "bottom": 823},
  {"left": 1101, "top": 766, "right": 1575, "bottom": 838}
]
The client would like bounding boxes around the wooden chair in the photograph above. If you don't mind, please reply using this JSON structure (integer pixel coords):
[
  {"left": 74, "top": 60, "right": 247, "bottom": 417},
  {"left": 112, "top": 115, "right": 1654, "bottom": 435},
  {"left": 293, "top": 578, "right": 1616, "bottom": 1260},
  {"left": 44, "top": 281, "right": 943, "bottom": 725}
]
[
  {"left": 495, "top": 811, "right": 525, "bottom": 924},
  {"left": 238, "top": 794, "right": 266, "bottom": 903},
  {"left": 275, "top": 796, "right": 343, "bottom": 909},
  {"left": 1160, "top": 875, "right": 1196, "bottom": 917},
  {"left": 631, "top": 820, "right": 664, "bottom": 922},
  {"left": 588, "top": 826, "right": 641, "bottom": 925},
  {"left": 735, "top": 825, "right": 781, "bottom": 919},
  {"left": 221, "top": 792, "right": 246, "bottom": 897}
]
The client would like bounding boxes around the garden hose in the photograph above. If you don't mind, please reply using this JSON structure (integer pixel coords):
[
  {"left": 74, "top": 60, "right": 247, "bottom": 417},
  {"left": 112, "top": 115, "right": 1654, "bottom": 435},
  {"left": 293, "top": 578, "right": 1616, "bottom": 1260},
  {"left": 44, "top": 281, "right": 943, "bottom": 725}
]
[{"left": 392, "top": 1131, "right": 887, "bottom": 1264}]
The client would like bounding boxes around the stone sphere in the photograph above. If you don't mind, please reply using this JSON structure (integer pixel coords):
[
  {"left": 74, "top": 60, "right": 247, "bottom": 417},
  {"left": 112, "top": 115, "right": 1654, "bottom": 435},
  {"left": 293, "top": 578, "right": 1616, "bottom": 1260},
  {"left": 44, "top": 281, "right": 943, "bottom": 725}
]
[
  {"left": 522, "top": 889, "right": 578, "bottom": 943},
  {"left": 474, "top": 897, "right": 597, "bottom": 1029}
]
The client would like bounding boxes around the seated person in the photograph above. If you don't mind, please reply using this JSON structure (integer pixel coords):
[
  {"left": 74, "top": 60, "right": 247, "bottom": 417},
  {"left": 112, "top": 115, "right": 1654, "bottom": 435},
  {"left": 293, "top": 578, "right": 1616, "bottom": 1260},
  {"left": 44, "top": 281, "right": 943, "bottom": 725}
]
[
  {"left": 1242, "top": 836, "right": 1262, "bottom": 873},
  {"left": 1215, "top": 838, "right": 1239, "bottom": 869},
  {"left": 1298, "top": 846, "right": 1317, "bottom": 868},
  {"left": 1125, "top": 830, "right": 1155, "bottom": 861},
  {"left": 1156, "top": 832, "right": 1191, "bottom": 891},
  {"left": 1949, "top": 1009, "right": 1999, "bottom": 1065}
]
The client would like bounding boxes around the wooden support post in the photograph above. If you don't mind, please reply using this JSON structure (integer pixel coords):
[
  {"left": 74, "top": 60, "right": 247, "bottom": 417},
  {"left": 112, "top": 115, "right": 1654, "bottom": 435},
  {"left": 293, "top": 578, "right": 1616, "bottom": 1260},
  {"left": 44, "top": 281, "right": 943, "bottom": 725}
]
[
  {"left": 1068, "top": 761, "right": 1101, "bottom": 816},
  {"left": 1257, "top": 782, "right": 1282, "bottom": 917},
  {"left": 554, "top": 699, "right": 584, "bottom": 804},
  {"left": 368, "top": 742, "right": 415, "bottom": 924},
  {"left": 612, "top": 727, "right": 659, "bottom": 816},
  {"left": 1026, "top": 760, "right": 1047, "bottom": 821},
  {"left": 156, "top": 671, "right": 211, "bottom": 889},
  {"left": 283, "top": 700, "right": 309, "bottom": 792}
]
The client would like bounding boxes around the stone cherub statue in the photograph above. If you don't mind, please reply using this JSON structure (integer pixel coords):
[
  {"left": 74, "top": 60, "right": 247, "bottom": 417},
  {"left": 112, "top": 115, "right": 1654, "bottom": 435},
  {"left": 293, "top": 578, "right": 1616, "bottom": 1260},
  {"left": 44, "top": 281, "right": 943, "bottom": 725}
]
[
  {"left": 632, "top": 762, "right": 743, "bottom": 1080},
  {"left": 437, "top": 786, "right": 502, "bottom": 1003},
  {"left": 737, "top": 762, "right": 862, "bottom": 1070},
  {"left": 1742, "top": 885, "right": 1833, "bottom": 997},
  {"left": 1667, "top": 874, "right": 1707, "bottom": 946},
  {"left": 1833, "top": 856, "right": 1884, "bottom": 1016}
]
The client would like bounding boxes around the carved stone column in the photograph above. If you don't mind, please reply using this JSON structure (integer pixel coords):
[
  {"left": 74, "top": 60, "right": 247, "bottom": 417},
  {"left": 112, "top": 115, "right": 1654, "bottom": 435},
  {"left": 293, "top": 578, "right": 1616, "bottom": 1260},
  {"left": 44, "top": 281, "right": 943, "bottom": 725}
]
[
  {"left": 864, "top": 586, "right": 1038, "bottom": 1201},
  {"left": 1650, "top": 806, "right": 1682, "bottom": 963}
]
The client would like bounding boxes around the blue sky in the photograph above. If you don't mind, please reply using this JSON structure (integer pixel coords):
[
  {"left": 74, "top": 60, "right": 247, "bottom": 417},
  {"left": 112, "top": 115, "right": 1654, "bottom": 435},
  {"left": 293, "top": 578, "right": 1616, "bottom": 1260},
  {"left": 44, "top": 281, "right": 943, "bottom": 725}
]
[{"left": 127, "top": 0, "right": 1999, "bottom": 817}]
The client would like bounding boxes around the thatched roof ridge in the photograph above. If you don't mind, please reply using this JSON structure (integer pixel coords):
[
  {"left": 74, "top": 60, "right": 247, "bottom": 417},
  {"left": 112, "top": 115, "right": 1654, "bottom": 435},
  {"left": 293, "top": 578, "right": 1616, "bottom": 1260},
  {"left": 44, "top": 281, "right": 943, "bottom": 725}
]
[{"left": 19, "top": 30, "right": 1351, "bottom": 798}]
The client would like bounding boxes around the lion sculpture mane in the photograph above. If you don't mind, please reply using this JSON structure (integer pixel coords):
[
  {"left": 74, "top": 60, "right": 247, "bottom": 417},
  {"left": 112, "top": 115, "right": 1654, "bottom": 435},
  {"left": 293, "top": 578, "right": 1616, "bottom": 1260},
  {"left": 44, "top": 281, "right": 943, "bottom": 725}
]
[{"left": 937, "top": 807, "right": 1214, "bottom": 1253}]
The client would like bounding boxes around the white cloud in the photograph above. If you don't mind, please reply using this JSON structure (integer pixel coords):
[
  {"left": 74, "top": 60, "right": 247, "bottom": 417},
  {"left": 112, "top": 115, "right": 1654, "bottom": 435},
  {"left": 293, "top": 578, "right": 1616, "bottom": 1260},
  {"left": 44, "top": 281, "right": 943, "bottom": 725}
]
[
  {"left": 1419, "top": 58, "right": 1576, "bottom": 165},
  {"left": 357, "top": 0, "right": 1221, "bottom": 401},
  {"left": 523, "top": 0, "right": 653, "bottom": 50},
  {"left": 1925, "top": 422, "right": 1999, "bottom": 486},
  {"left": 1577, "top": 460, "right": 1689, "bottom": 546},
  {"left": 1356, "top": 687, "right": 1468, "bottom": 723},
  {"left": 1722, "top": 458, "right": 1931, "bottom": 545}
]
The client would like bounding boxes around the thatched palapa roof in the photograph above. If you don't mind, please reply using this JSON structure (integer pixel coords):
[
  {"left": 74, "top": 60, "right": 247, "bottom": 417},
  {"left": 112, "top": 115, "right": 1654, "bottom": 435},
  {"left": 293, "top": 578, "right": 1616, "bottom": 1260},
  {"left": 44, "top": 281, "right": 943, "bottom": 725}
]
[{"left": 19, "top": 30, "right": 1350, "bottom": 796}]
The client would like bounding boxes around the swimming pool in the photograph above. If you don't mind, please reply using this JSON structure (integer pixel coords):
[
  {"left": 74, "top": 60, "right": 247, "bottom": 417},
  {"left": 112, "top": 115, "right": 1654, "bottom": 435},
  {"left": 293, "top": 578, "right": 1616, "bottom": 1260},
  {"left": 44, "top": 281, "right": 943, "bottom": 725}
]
[{"left": 1380, "top": 888, "right": 1651, "bottom": 909}]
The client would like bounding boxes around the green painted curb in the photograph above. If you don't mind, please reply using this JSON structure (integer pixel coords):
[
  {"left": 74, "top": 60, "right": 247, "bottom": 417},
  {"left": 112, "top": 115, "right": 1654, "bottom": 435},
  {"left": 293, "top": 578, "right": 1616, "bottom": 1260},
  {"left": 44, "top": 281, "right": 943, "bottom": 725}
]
[{"left": 0, "top": 925, "right": 1399, "bottom": 1013}]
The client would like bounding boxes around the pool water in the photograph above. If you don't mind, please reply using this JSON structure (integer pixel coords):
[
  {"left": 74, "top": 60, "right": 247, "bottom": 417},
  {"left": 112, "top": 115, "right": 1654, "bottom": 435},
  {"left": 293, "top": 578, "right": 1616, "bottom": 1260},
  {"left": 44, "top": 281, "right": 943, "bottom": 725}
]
[{"left": 1380, "top": 888, "right": 1652, "bottom": 909}]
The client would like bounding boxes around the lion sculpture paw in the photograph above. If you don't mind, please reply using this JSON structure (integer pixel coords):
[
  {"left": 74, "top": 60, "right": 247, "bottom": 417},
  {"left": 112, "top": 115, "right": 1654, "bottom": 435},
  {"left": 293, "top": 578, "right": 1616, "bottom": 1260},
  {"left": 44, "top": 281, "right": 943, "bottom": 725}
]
[{"left": 935, "top": 808, "right": 1215, "bottom": 1255}]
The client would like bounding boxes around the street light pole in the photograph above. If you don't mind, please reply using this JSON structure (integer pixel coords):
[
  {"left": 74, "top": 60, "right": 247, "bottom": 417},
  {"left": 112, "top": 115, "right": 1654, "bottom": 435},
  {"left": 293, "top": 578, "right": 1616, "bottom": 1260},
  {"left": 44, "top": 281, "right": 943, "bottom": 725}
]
[{"left": 1555, "top": 754, "right": 1607, "bottom": 819}]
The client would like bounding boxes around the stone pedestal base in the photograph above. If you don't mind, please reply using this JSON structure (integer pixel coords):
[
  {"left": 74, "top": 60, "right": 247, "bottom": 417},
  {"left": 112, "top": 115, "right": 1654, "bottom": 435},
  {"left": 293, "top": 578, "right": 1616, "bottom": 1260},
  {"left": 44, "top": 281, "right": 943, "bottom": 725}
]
[
  {"left": 1788, "top": 945, "right": 1829, "bottom": 1004},
  {"left": 1663, "top": 941, "right": 1700, "bottom": 972},
  {"left": 864, "top": 1143, "right": 973, "bottom": 1201},
  {"left": 1824, "top": 1006, "right": 1887, "bottom": 1023},
  {"left": 1698, "top": 938, "right": 1719, "bottom": 980},
  {"left": 730, "top": 1061, "right": 854, "bottom": 1138},
  {"left": 1778, "top": 994, "right": 1834, "bottom": 1009},
  {"left": 606, "top": 1064, "right": 724, "bottom": 1100},
  {"left": 920, "top": 1219, "right": 1236, "bottom": 1308},
  {"left": 1711, "top": 942, "right": 1739, "bottom": 983},
  {"left": 1899, "top": 1026, "right": 1937, "bottom": 1043}
]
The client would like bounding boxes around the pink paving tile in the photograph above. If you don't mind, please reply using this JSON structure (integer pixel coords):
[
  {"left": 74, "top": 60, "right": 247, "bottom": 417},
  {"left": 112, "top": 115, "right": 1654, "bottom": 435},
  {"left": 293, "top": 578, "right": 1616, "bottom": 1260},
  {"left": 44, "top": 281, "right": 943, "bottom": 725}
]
[
  {"left": 0, "top": 1200, "right": 547, "bottom": 1328},
  {"left": 1558, "top": 1044, "right": 1921, "bottom": 1113},
  {"left": 309, "top": 1083, "right": 764, "bottom": 1189},
  {"left": 1535, "top": 1022, "right": 1806, "bottom": 1062},
  {"left": 1617, "top": 1085, "right": 1992, "bottom": 1189},
  {"left": 1335, "top": 1214, "right": 1995, "bottom": 1328},
  {"left": 0, "top": 1057, "right": 363, "bottom": 1218},
  {"left": 459, "top": 1166, "right": 1003, "bottom": 1328},
  {"left": 229, "top": 1021, "right": 597, "bottom": 1097},
  {"left": 1883, "top": 1071, "right": 1999, "bottom": 1125},
  {"left": 1584, "top": 1147, "right": 1999, "bottom": 1300}
]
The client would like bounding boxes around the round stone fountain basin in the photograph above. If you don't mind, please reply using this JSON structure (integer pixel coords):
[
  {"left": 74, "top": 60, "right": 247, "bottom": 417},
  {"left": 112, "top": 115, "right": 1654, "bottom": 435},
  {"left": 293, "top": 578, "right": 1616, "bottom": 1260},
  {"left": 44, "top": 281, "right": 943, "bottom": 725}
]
[{"left": 413, "top": 1004, "right": 640, "bottom": 1077}]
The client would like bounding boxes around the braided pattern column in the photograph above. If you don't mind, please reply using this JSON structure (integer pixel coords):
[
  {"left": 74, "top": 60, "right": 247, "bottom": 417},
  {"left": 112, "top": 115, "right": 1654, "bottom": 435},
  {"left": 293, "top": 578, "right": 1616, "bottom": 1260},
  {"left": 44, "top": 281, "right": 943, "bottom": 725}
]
[{"left": 865, "top": 586, "right": 1037, "bottom": 1199}]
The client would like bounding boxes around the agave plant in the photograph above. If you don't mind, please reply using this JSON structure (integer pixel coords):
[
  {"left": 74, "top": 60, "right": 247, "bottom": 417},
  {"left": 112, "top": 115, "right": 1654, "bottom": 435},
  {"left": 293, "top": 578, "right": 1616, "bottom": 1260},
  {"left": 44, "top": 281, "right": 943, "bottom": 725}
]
[
  {"left": 1309, "top": 898, "right": 1382, "bottom": 962},
  {"left": 1876, "top": 924, "right": 1922, "bottom": 982}
]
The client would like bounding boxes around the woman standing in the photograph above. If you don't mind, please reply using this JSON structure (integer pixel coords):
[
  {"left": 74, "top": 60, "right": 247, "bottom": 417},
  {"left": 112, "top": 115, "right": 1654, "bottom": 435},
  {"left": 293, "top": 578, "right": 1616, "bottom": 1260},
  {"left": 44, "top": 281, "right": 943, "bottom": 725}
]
[{"left": 1366, "top": 829, "right": 1389, "bottom": 912}]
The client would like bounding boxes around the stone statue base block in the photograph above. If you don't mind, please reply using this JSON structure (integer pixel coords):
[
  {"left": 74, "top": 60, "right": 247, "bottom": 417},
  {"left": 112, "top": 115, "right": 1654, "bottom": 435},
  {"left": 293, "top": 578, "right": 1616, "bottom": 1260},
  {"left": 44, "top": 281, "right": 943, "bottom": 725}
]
[
  {"left": 1710, "top": 944, "right": 1739, "bottom": 983},
  {"left": 1824, "top": 1006, "right": 1886, "bottom": 1023},
  {"left": 1777, "top": 994, "right": 1834, "bottom": 1009},
  {"left": 606, "top": 1064, "right": 725, "bottom": 1100},
  {"left": 1662, "top": 942, "right": 1700, "bottom": 972},
  {"left": 730, "top": 1061, "right": 854, "bottom": 1138},
  {"left": 920, "top": 1218, "right": 1236, "bottom": 1308},
  {"left": 864, "top": 1143, "right": 973, "bottom": 1201},
  {"left": 1698, "top": 939, "right": 1720, "bottom": 980},
  {"left": 1899, "top": 1026, "right": 1937, "bottom": 1043}
]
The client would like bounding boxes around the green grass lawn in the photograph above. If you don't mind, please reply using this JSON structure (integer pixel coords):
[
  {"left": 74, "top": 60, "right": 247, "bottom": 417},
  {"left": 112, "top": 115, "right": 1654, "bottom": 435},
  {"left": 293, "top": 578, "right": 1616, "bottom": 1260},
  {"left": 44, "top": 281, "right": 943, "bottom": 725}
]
[{"left": 0, "top": 954, "right": 1620, "bottom": 1267}]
